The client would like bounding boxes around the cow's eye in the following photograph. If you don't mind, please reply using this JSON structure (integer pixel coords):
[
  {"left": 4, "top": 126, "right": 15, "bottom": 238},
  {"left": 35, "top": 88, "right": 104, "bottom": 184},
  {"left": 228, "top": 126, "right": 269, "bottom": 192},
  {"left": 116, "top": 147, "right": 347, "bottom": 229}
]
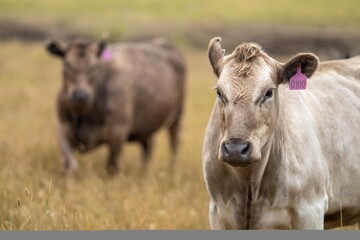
[
  {"left": 215, "top": 88, "right": 226, "bottom": 104},
  {"left": 216, "top": 89, "right": 222, "bottom": 98},
  {"left": 263, "top": 88, "right": 273, "bottom": 101}
]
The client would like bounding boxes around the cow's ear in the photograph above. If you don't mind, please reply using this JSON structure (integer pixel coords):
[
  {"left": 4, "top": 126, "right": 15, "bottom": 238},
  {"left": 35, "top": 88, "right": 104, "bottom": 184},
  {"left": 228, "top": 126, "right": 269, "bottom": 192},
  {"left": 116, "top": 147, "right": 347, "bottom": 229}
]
[
  {"left": 279, "top": 53, "right": 319, "bottom": 84},
  {"left": 208, "top": 37, "right": 225, "bottom": 78},
  {"left": 97, "top": 34, "right": 108, "bottom": 57},
  {"left": 45, "top": 39, "right": 65, "bottom": 58}
]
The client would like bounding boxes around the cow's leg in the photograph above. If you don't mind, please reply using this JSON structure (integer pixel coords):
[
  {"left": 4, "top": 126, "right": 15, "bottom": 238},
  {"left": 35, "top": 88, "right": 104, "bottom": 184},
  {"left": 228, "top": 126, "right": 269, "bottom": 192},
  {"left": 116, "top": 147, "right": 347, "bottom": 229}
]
[
  {"left": 107, "top": 144, "right": 121, "bottom": 175},
  {"left": 292, "top": 200, "right": 327, "bottom": 229},
  {"left": 168, "top": 109, "right": 182, "bottom": 168},
  {"left": 107, "top": 127, "right": 128, "bottom": 175},
  {"left": 252, "top": 196, "right": 327, "bottom": 229},
  {"left": 58, "top": 128, "right": 77, "bottom": 177},
  {"left": 209, "top": 200, "right": 224, "bottom": 229},
  {"left": 140, "top": 137, "right": 153, "bottom": 167}
]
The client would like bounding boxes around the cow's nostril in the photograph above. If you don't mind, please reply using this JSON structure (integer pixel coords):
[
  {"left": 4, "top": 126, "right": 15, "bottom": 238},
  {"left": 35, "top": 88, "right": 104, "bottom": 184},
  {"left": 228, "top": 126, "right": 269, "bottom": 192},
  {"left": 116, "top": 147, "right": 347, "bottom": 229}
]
[
  {"left": 222, "top": 142, "right": 229, "bottom": 154},
  {"left": 241, "top": 142, "right": 250, "bottom": 155}
]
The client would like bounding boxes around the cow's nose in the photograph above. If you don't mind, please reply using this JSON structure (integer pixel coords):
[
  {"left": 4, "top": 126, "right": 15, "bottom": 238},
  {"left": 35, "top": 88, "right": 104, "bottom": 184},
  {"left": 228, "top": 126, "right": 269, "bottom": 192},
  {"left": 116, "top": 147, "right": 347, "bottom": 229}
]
[
  {"left": 72, "top": 91, "right": 89, "bottom": 102},
  {"left": 221, "top": 138, "right": 252, "bottom": 167}
]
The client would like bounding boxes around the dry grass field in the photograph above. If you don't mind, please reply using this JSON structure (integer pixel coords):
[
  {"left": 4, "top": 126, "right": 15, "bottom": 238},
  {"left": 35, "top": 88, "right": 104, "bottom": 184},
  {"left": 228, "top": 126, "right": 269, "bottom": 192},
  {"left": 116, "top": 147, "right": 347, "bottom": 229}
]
[
  {"left": 0, "top": 41, "right": 217, "bottom": 230},
  {"left": 0, "top": 0, "right": 360, "bottom": 231}
]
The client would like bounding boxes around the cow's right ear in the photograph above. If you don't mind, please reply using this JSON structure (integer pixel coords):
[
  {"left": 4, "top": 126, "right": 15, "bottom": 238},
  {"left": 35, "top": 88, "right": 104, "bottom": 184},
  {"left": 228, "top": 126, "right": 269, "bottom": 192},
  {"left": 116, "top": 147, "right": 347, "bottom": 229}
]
[
  {"left": 208, "top": 37, "right": 225, "bottom": 78},
  {"left": 45, "top": 39, "right": 65, "bottom": 58}
]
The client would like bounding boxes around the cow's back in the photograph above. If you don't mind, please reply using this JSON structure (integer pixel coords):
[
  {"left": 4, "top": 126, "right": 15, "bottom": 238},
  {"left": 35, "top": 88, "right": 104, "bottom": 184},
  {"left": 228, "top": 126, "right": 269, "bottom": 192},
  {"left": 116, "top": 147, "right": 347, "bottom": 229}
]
[
  {"left": 110, "top": 41, "right": 186, "bottom": 140},
  {"left": 277, "top": 56, "right": 360, "bottom": 227}
]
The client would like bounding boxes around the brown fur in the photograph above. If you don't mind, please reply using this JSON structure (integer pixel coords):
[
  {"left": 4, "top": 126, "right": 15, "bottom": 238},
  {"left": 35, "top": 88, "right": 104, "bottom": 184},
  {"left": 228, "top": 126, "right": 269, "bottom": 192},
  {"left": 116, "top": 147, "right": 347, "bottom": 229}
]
[{"left": 46, "top": 37, "right": 186, "bottom": 176}]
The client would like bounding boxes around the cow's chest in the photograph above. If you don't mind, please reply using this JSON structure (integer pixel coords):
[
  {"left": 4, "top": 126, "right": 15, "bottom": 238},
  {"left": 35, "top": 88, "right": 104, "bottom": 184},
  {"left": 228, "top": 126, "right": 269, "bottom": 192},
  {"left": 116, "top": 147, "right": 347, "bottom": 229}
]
[
  {"left": 210, "top": 188, "right": 293, "bottom": 229},
  {"left": 68, "top": 116, "right": 107, "bottom": 152}
]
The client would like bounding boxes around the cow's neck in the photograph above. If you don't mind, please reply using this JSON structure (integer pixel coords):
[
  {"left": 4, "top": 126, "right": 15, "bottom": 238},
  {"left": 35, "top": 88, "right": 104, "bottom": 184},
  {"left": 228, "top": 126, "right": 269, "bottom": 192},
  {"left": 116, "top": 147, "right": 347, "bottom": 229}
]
[
  {"left": 236, "top": 134, "right": 274, "bottom": 190},
  {"left": 251, "top": 115, "right": 286, "bottom": 204},
  {"left": 234, "top": 133, "right": 277, "bottom": 229},
  {"left": 231, "top": 131, "right": 278, "bottom": 204}
]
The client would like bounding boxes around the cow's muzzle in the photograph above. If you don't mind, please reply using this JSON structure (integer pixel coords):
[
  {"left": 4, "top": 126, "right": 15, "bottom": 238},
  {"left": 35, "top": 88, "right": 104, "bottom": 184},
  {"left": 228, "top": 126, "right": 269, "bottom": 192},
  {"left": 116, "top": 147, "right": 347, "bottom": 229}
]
[
  {"left": 220, "top": 138, "right": 252, "bottom": 167},
  {"left": 72, "top": 90, "right": 89, "bottom": 102}
]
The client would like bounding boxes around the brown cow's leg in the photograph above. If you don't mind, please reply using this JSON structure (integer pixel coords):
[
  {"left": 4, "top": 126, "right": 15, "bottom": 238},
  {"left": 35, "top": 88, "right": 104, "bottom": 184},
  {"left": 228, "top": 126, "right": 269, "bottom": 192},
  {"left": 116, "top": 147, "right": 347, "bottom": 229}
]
[
  {"left": 168, "top": 111, "right": 182, "bottom": 169},
  {"left": 107, "top": 127, "right": 127, "bottom": 175},
  {"left": 107, "top": 143, "right": 122, "bottom": 175},
  {"left": 58, "top": 128, "right": 78, "bottom": 177},
  {"left": 141, "top": 138, "right": 153, "bottom": 167}
]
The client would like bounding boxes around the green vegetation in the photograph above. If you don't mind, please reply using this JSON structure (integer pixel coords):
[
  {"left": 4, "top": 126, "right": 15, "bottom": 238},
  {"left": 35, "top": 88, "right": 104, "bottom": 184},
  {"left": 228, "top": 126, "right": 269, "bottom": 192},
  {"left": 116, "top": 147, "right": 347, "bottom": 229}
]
[{"left": 0, "top": 0, "right": 359, "bottom": 40}]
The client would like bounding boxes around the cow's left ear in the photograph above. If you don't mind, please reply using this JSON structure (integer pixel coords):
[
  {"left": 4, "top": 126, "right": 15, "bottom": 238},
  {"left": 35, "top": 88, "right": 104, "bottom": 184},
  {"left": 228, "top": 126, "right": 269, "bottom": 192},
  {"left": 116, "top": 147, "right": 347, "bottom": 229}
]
[
  {"left": 45, "top": 39, "right": 66, "bottom": 58},
  {"left": 97, "top": 34, "right": 108, "bottom": 57},
  {"left": 279, "top": 53, "right": 319, "bottom": 84}
]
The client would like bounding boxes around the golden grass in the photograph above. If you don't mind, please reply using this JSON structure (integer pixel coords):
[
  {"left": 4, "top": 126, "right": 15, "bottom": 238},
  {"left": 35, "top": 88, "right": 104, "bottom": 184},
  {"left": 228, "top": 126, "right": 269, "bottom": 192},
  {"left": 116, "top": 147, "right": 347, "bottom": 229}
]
[{"left": 0, "top": 41, "right": 216, "bottom": 230}]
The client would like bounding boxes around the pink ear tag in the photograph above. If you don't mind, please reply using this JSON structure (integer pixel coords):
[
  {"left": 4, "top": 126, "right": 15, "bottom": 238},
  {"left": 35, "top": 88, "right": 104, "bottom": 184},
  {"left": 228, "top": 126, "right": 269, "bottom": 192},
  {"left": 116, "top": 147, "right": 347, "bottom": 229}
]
[
  {"left": 289, "top": 65, "right": 307, "bottom": 90},
  {"left": 101, "top": 48, "right": 112, "bottom": 62}
]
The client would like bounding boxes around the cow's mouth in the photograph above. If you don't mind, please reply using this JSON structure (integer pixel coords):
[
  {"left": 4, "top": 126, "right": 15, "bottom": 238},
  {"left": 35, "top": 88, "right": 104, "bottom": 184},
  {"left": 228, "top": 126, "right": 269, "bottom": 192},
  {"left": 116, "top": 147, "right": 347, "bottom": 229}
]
[
  {"left": 223, "top": 160, "right": 251, "bottom": 168},
  {"left": 220, "top": 156, "right": 260, "bottom": 168},
  {"left": 69, "top": 99, "right": 93, "bottom": 112},
  {"left": 71, "top": 99, "right": 91, "bottom": 107}
]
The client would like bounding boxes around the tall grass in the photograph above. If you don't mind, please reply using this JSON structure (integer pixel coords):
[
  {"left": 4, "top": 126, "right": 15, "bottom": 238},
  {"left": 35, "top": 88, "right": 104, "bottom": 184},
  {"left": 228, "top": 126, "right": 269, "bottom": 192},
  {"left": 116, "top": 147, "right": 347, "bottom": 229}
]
[{"left": 0, "top": 41, "right": 215, "bottom": 229}]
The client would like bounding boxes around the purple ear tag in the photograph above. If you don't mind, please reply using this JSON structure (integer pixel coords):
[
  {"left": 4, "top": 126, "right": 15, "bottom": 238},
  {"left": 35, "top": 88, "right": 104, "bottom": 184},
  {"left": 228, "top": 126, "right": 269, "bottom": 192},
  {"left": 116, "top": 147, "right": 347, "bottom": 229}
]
[
  {"left": 101, "top": 48, "right": 112, "bottom": 62},
  {"left": 289, "top": 65, "right": 307, "bottom": 90}
]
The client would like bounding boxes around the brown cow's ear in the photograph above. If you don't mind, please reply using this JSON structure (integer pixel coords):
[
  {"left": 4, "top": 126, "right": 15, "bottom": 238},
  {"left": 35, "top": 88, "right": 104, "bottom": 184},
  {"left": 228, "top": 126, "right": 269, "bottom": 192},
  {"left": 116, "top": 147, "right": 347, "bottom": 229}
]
[
  {"left": 45, "top": 39, "right": 65, "bottom": 58},
  {"left": 279, "top": 53, "right": 319, "bottom": 84},
  {"left": 208, "top": 37, "right": 225, "bottom": 78},
  {"left": 97, "top": 34, "right": 109, "bottom": 57}
]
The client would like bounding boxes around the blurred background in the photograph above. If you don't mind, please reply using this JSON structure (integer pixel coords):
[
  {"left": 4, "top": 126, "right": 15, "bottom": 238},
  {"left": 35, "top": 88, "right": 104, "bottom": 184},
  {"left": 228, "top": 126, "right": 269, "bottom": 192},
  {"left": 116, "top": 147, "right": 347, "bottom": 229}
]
[{"left": 0, "top": 0, "right": 359, "bottom": 230}]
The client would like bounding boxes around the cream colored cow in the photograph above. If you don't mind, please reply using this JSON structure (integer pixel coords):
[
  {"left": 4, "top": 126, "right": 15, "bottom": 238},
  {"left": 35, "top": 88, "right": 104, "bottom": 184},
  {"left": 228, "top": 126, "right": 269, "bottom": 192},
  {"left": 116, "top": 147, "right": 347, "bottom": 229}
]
[{"left": 203, "top": 37, "right": 360, "bottom": 229}]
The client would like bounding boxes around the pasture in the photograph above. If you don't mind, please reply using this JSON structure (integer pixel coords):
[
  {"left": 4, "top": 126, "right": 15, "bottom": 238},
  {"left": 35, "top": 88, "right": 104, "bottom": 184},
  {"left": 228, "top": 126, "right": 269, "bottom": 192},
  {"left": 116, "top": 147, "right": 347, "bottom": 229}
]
[
  {"left": 0, "top": 42, "right": 214, "bottom": 229},
  {"left": 0, "top": 0, "right": 359, "bottom": 230}
]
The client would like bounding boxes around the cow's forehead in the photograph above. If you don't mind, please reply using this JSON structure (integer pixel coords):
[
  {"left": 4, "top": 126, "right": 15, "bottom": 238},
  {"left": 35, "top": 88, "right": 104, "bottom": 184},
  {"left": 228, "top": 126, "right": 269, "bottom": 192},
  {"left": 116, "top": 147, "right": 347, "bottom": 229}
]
[
  {"left": 218, "top": 57, "right": 275, "bottom": 101},
  {"left": 65, "top": 42, "right": 98, "bottom": 67}
]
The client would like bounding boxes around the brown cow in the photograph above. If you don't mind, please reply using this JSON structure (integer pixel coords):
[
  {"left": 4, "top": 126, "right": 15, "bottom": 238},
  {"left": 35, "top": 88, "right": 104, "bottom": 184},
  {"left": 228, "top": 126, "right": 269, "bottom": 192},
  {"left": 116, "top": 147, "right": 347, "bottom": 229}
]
[
  {"left": 45, "top": 37, "right": 186, "bottom": 176},
  {"left": 203, "top": 37, "right": 360, "bottom": 229}
]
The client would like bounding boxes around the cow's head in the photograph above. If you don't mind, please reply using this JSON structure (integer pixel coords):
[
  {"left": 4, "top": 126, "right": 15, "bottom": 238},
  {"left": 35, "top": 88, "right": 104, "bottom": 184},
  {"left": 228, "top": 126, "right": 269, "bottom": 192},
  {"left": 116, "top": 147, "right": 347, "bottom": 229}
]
[
  {"left": 208, "top": 37, "right": 318, "bottom": 167},
  {"left": 45, "top": 37, "right": 108, "bottom": 109}
]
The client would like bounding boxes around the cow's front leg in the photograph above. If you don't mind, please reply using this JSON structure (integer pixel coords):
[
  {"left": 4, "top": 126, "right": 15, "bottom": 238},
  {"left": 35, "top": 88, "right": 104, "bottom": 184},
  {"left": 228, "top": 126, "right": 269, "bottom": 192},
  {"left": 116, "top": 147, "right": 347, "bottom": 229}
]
[
  {"left": 140, "top": 137, "right": 154, "bottom": 167},
  {"left": 209, "top": 200, "right": 224, "bottom": 229},
  {"left": 253, "top": 199, "right": 326, "bottom": 229},
  {"left": 58, "top": 126, "right": 78, "bottom": 177},
  {"left": 292, "top": 200, "right": 327, "bottom": 229},
  {"left": 107, "top": 126, "right": 128, "bottom": 175},
  {"left": 107, "top": 143, "right": 121, "bottom": 175}
]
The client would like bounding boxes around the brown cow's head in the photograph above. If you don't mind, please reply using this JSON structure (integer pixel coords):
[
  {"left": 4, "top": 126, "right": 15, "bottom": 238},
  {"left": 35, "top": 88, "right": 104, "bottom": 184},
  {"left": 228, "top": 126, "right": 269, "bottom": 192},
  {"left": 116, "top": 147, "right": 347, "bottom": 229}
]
[
  {"left": 208, "top": 37, "right": 318, "bottom": 168},
  {"left": 45, "top": 37, "right": 108, "bottom": 110}
]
